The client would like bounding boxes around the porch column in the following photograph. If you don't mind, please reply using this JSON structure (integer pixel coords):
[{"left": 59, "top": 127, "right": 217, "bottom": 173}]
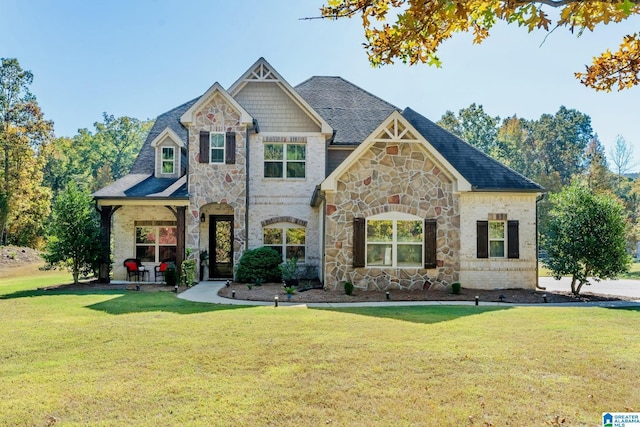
[
  {"left": 97, "top": 205, "right": 113, "bottom": 283},
  {"left": 176, "top": 206, "right": 186, "bottom": 278}
]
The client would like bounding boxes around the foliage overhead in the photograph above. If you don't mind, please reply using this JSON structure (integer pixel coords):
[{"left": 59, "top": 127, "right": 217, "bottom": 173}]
[
  {"left": 321, "top": 0, "right": 640, "bottom": 91},
  {"left": 544, "top": 183, "right": 631, "bottom": 295},
  {"left": 44, "top": 182, "right": 104, "bottom": 284}
]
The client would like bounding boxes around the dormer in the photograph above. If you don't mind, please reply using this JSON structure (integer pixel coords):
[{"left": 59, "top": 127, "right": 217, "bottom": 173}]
[{"left": 150, "top": 127, "right": 186, "bottom": 179}]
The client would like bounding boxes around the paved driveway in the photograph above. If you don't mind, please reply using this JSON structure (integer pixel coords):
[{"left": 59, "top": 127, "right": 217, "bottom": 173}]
[{"left": 539, "top": 276, "right": 640, "bottom": 300}]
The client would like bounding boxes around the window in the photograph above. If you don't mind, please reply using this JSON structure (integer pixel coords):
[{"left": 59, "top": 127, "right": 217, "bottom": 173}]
[
  {"left": 263, "top": 226, "right": 306, "bottom": 262},
  {"left": 135, "top": 225, "right": 177, "bottom": 263},
  {"left": 489, "top": 221, "right": 505, "bottom": 257},
  {"left": 264, "top": 143, "right": 306, "bottom": 178},
  {"left": 477, "top": 220, "right": 519, "bottom": 259},
  {"left": 161, "top": 147, "right": 175, "bottom": 174},
  {"left": 365, "top": 214, "right": 423, "bottom": 268},
  {"left": 210, "top": 133, "right": 225, "bottom": 164}
]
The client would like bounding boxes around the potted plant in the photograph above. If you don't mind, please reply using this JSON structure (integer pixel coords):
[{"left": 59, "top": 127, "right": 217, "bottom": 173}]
[
  {"left": 282, "top": 284, "right": 296, "bottom": 299},
  {"left": 199, "top": 250, "right": 209, "bottom": 281},
  {"left": 165, "top": 264, "right": 178, "bottom": 291},
  {"left": 279, "top": 257, "right": 299, "bottom": 287}
]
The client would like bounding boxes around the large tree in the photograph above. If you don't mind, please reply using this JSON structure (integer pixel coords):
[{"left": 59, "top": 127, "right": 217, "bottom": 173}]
[
  {"left": 44, "top": 182, "right": 104, "bottom": 284},
  {"left": 437, "top": 103, "right": 500, "bottom": 156},
  {"left": 321, "top": 1, "right": 640, "bottom": 91},
  {"left": 544, "top": 183, "right": 631, "bottom": 295},
  {"left": 0, "top": 58, "right": 53, "bottom": 246},
  {"left": 69, "top": 113, "right": 153, "bottom": 190}
]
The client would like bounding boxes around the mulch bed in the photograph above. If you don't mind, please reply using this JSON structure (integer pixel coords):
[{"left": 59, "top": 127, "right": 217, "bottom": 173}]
[
  {"left": 217, "top": 282, "right": 633, "bottom": 304},
  {"left": 40, "top": 280, "right": 636, "bottom": 304}
]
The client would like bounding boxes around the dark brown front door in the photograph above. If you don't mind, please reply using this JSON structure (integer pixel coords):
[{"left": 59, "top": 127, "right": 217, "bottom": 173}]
[{"left": 209, "top": 215, "right": 234, "bottom": 279}]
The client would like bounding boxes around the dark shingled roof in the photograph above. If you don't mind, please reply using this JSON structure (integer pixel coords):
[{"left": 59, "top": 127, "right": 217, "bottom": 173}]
[
  {"left": 402, "top": 107, "right": 544, "bottom": 191},
  {"left": 295, "top": 76, "right": 398, "bottom": 145},
  {"left": 130, "top": 98, "right": 197, "bottom": 174},
  {"left": 93, "top": 174, "right": 188, "bottom": 199}
]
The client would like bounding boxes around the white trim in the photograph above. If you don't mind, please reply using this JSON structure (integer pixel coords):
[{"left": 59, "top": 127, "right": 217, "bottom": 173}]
[
  {"left": 228, "top": 58, "right": 333, "bottom": 135},
  {"left": 209, "top": 132, "right": 226, "bottom": 164},
  {"left": 365, "top": 215, "right": 424, "bottom": 268},
  {"left": 150, "top": 127, "right": 185, "bottom": 148},
  {"left": 180, "top": 82, "right": 253, "bottom": 125},
  {"left": 320, "top": 110, "right": 472, "bottom": 193},
  {"left": 160, "top": 146, "right": 175, "bottom": 175}
]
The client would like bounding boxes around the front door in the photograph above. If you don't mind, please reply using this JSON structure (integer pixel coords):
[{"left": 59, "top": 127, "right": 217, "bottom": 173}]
[{"left": 209, "top": 215, "right": 234, "bottom": 279}]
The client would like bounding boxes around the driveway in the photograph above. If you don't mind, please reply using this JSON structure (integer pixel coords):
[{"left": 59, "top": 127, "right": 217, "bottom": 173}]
[{"left": 539, "top": 276, "right": 640, "bottom": 300}]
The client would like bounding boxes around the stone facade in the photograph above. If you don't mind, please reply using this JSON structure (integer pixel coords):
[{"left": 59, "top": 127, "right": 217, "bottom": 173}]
[
  {"left": 186, "top": 93, "right": 248, "bottom": 271},
  {"left": 323, "top": 141, "right": 460, "bottom": 291}
]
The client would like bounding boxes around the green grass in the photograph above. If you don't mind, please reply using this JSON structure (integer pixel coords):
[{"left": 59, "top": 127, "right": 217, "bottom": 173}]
[{"left": 1, "top": 272, "right": 639, "bottom": 426}]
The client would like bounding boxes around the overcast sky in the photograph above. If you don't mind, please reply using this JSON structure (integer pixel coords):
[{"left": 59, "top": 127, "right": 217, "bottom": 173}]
[{"left": 3, "top": 0, "right": 639, "bottom": 167}]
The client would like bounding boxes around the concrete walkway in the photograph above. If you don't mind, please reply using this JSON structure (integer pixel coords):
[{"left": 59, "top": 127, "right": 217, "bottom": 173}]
[{"left": 178, "top": 280, "right": 640, "bottom": 308}]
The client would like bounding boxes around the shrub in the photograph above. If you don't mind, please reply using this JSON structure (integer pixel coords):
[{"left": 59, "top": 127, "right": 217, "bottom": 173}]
[
  {"left": 165, "top": 265, "right": 178, "bottom": 287},
  {"left": 451, "top": 282, "right": 461, "bottom": 295},
  {"left": 236, "top": 247, "right": 282, "bottom": 283},
  {"left": 343, "top": 281, "right": 354, "bottom": 296}
]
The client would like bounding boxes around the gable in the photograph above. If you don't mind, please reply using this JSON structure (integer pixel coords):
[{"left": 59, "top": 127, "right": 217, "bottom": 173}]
[
  {"left": 180, "top": 82, "right": 252, "bottom": 126},
  {"left": 228, "top": 58, "right": 332, "bottom": 135},
  {"left": 321, "top": 111, "right": 471, "bottom": 193}
]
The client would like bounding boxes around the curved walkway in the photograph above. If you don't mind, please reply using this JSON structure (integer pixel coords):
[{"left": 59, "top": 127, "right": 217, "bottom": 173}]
[{"left": 178, "top": 280, "right": 640, "bottom": 308}]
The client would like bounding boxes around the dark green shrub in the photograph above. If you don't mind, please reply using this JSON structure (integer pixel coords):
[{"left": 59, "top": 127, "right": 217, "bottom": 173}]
[
  {"left": 344, "top": 281, "right": 354, "bottom": 296},
  {"left": 451, "top": 282, "right": 461, "bottom": 295},
  {"left": 236, "top": 247, "right": 282, "bottom": 283}
]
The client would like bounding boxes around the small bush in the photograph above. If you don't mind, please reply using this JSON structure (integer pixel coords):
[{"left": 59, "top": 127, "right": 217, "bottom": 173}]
[
  {"left": 165, "top": 265, "right": 178, "bottom": 287},
  {"left": 344, "top": 281, "right": 354, "bottom": 296},
  {"left": 451, "top": 282, "right": 461, "bottom": 295},
  {"left": 236, "top": 247, "right": 282, "bottom": 283}
]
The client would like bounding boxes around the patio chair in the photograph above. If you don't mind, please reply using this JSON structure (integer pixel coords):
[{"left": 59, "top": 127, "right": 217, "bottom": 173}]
[
  {"left": 123, "top": 258, "right": 149, "bottom": 282},
  {"left": 154, "top": 260, "right": 174, "bottom": 283}
]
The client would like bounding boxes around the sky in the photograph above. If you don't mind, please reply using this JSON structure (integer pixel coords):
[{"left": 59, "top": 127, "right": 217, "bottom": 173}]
[{"left": 2, "top": 0, "right": 639, "bottom": 167}]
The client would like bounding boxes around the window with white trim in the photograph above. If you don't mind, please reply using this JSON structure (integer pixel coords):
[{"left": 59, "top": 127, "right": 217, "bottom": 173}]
[
  {"left": 264, "top": 143, "right": 306, "bottom": 178},
  {"left": 489, "top": 221, "right": 505, "bottom": 258},
  {"left": 366, "top": 213, "right": 423, "bottom": 267},
  {"left": 161, "top": 147, "right": 175, "bottom": 174},
  {"left": 210, "top": 133, "right": 225, "bottom": 164},
  {"left": 263, "top": 225, "right": 306, "bottom": 262},
  {"left": 135, "top": 223, "right": 177, "bottom": 263}
]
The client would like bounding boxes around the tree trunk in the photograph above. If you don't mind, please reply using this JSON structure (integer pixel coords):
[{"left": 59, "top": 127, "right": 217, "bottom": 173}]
[{"left": 570, "top": 275, "right": 578, "bottom": 295}]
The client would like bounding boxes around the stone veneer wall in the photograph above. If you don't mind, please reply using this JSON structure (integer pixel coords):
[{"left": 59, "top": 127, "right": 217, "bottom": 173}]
[
  {"left": 187, "top": 93, "right": 247, "bottom": 275},
  {"left": 459, "top": 192, "right": 538, "bottom": 289},
  {"left": 324, "top": 141, "right": 460, "bottom": 291}
]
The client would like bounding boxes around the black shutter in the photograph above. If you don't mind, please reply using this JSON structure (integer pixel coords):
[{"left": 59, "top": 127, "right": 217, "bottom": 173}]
[
  {"left": 424, "top": 219, "right": 437, "bottom": 268},
  {"left": 353, "top": 217, "right": 365, "bottom": 268},
  {"left": 477, "top": 221, "right": 488, "bottom": 258},
  {"left": 507, "top": 220, "right": 519, "bottom": 259},
  {"left": 199, "top": 131, "right": 210, "bottom": 163},
  {"left": 225, "top": 131, "right": 236, "bottom": 164}
]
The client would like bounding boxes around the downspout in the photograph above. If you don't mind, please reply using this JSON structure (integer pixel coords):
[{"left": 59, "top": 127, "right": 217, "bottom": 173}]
[{"left": 536, "top": 193, "right": 545, "bottom": 290}]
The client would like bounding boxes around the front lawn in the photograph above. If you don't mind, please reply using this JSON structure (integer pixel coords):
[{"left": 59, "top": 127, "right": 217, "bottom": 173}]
[{"left": 1, "top": 273, "right": 638, "bottom": 426}]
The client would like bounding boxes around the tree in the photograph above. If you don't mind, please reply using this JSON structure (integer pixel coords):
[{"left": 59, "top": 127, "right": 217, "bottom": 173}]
[
  {"left": 583, "top": 134, "right": 612, "bottom": 193},
  {"left": 529, "top": 106, "right": 593, "bottom": 186},
  {"left": 437, "top": 103, "right": 500, "bottom": 155},
  {"left": 609, "top": 135, "right": 637, "bottom": 186},
  {"left": 320, "top": 1, "right": 640, "bottom": 91},
  {"left": 544, "top": 184, "right": 631, "bottom": 295},
  {"left": 74, "top": 113, "right": 153, "bottom": 191},
  {"left": 44, "top": 182, "right": 104, "bottom": 284},
  {"left": 0, "top": 58, "right": 53, "bottom": 246}
]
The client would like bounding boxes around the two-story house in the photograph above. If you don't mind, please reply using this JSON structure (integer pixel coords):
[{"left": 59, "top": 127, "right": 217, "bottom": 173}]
[{"left": 94, "top": 58, "right": 544, "bottom": 291}]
